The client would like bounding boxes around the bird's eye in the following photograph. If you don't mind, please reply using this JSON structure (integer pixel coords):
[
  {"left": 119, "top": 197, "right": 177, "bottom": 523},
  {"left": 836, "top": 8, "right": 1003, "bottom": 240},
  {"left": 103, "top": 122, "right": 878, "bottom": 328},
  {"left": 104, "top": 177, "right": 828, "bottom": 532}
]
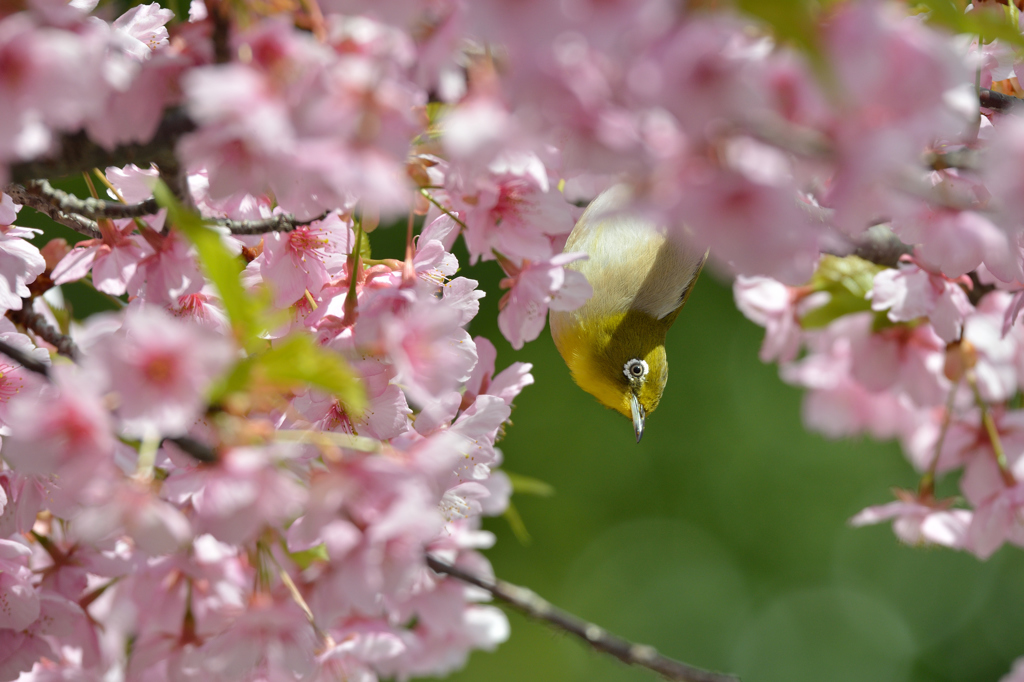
[{"left": 623, "top": 358, "right": 648, "bottom": 381}]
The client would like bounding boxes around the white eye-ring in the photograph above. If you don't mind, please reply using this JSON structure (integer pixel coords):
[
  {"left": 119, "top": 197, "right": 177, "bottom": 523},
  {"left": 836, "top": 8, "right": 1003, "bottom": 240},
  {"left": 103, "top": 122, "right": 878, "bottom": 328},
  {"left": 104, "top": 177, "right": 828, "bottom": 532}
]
[{"left": 623, "top": 358, "right": 648, "bottom": 381}]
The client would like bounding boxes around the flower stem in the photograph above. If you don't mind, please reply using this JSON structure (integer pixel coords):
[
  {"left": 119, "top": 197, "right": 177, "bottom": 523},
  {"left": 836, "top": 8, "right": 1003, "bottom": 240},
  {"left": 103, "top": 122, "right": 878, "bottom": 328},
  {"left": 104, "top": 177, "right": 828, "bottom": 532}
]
[
  {"left": 920, "top": 381, "right": 960, "bottom": 499},
  {"left": 419, "top": 189, "right": 467, "bottom": 230},
  {"left": 968, "top": 373, "right": 1016, "bottom": 486},
  {"left": 343, "top": 221, "right": 363, "bottom": 324}
]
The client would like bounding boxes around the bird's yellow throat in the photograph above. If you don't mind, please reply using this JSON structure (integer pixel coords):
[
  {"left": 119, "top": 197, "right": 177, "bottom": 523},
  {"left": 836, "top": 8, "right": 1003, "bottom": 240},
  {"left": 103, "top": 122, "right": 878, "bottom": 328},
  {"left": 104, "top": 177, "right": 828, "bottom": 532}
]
[{"left": 552, "top": 309, "right": 670, "bottom": 419}]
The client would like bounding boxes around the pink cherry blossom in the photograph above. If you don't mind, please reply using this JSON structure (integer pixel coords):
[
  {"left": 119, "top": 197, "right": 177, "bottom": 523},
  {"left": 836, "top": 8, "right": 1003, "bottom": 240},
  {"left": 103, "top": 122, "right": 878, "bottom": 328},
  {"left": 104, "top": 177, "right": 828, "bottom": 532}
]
[
  {"left": 163, "top": 446, "right": 306, "bottom": 545},
  {"left": 891, "top": 204, "right": 1023, "bottom": 282},
  {"left": 669, "top": 165, "right": 820, "bottom": 285},
  {"left": 1, "top": 364, "right": 115, "bottom": 484},
  {"left": 128, "top": 230, "right": 204, "bottom": 305},
  {"left": 870, "top": 263, "right": 974, "bottom": 343},
  {"left": 109, "top": 3, "right": 173, "bottom": 62},
  {"left": 0, "top": 215, "right": 45, "bottom": 312},
  {"left": 0, "top": 13, "right": 107, "bottom": 166},
  {"left": 733, "top": 275, "right": 807, "bottom": 363},
  {"left": 850, "top": 496, "right": 971, "bottom": 549},
  {"left": 780, "top": 314, "right": 919, "bottom": 441},
  {"left": 289, "top": 357, "right": 411, "bottom": 441},
  {"left": 194, "top": 596, "right": 318, "bottom": 681},
  {"left": 461, "top": 336, "right": 534, "bottom": 409},
  {"left": 446, "top": 153, "right": 577, "bottom": 264},
  {"left": 0, "top": 319, "right": 49, "bottom": 425},
  {"left": 10, "top": 0, "right": 1024, "bottom": 678},
  {"left": 51, "top": 226, "right": 154, "bottom": 297},
  {"left": 848, "top": 319, "right": 950, "bottom": 407},
  {"left": 0, "top": 471, "right": 47, "bottom": 537},
  {"left": 497, "top": 252, "right": 592, "bottom": 350},
  {"left": 0, "top": 538, "right": 39, "bottom": 630},
  {"left": 253, "top": 212, "right": 354, "bottom": 307},
  {"left": 356, "top": 290, "right": 479, "bottom": 406},
  {"left": 85, "top": 306, "right": 234, "bottom": 436},
  {"left": 963, "top": 292, "right": 1020, "bottom": 402}
]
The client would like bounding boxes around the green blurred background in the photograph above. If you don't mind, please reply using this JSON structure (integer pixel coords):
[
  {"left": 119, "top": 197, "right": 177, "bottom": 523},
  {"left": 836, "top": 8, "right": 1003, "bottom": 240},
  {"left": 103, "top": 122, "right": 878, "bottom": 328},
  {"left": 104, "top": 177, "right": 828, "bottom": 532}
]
[
  {"left": 28, "top": 198, "right": 1024, "bottom": 682},
  {"left": 375, "top": 225, "right": 1024, "bottom": 682}
]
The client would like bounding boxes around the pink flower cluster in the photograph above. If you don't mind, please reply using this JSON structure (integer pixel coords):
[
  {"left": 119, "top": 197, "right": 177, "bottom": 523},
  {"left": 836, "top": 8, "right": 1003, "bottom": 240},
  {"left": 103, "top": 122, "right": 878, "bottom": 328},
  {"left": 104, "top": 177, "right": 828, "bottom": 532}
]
[
  {"left": 0, "top": 169, "right": 532, "bottom": 680},
  {"left": 7, "top": 0, "right": 1024, "bottom": 679}
]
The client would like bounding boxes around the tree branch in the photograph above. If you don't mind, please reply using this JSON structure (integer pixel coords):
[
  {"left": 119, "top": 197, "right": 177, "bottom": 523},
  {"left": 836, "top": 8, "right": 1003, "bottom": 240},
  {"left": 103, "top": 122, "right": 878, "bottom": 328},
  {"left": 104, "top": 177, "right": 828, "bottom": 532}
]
[
  {"left": 425, "top": 555, "right": 740, "bottom": 682},
  {"left": 164, "top": 435, "right": 219, "bottom": 464},
  {"left": 8, "top": 108, "right": 195, "bottom": 185},
  {"left": 217, "top": 211, "right": 331, "bottom": 235},
  {"left": 980, "top": 88, "right": 1023, "bottom": 113},
  {"left": 7, "top": 179, "right": 329, "bottom": 237},
  {"left": 8, "top": 302, "right": 80, "bottom": 360},
  {"left": 841, "top": 224, "right": 913, "bottom": 268},
  {"left": 8, "top": 180, "right": 160, "bottom": 220},
  {"left": 5, "top": 183, "right": 103, "bottom": 239},
  {"left": 0, "top": 338, "right": 51, "bottom": 377}
]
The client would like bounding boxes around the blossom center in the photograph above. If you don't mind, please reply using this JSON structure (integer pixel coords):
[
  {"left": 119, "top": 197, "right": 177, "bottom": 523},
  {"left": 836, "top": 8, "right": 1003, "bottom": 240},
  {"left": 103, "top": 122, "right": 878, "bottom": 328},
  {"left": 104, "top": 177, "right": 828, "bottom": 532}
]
[
  {"left": 142, "top": 352, "right": 179, "bottom": 386},
  {"left": 0, "top": 364, "right": 22, "bottom": 403},
  {"left": 288, "top": 227, "right": 329, "bottom": 255}
]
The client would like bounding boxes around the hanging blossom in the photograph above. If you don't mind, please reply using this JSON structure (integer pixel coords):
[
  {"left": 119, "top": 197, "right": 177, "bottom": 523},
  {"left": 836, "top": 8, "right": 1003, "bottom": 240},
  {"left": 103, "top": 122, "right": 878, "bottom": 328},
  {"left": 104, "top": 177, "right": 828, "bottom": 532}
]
[{"left": 9, "top": 0, "right": 1024, "bottom": 681}]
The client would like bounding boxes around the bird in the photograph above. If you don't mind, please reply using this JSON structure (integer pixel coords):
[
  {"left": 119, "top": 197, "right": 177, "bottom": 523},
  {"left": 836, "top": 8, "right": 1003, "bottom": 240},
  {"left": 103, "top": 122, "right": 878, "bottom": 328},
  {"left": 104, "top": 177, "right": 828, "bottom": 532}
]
[{"left": 549, "top": 184, "right": 706, "bottom": 443}]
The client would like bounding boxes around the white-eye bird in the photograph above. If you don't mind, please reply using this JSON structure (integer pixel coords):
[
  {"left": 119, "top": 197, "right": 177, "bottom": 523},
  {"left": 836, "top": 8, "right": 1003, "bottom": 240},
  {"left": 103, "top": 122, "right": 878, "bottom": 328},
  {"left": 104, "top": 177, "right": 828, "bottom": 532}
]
[{"left": 549, "top": 185, "right": 706, "bottom": 443}]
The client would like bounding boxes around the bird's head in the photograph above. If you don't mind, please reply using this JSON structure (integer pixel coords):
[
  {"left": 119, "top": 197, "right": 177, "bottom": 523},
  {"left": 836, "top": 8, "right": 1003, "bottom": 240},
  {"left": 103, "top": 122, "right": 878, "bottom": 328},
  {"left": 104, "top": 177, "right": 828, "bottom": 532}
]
[{"left": 553, "top": 310, "right": 669, "bottom": 443}]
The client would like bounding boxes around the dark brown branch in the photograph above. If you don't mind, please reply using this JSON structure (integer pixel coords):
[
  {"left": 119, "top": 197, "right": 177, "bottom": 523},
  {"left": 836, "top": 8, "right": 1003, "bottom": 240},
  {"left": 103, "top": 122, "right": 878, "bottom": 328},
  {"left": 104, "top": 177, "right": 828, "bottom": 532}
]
[
  {"left": 9, "top": 180, "right": 160, "bottom": 220},
  {"left": 218, "top": 211, "right": 331, "bottom": 235},
  {"left": 5, "top": 183, "right": 103, "bottom": 239},
  {"left": 844, "top": 224, "right": 913, "bottom": 268},
  {"left": 425, "top": 555, "right": 740, "bottom": 682},
  {"left": 8, "top": 179, "right": 328, "bottom": 238},
  {"left": 0, "top": 338, "right": 50, "bottom": 377},
  {"left": 8, "top": 303, "right": 80, "bottom": 360},
  {"left": 980, "top": 88, "right": 1023, "bottom": 113},
  {"left": 164, "top": 435, "right": 219, "bottom": 464},
  {"left": 208, "top": 0, "right": 232, "bottom": 64},
  {"left": 9, "top": 108, "right": 195, "bottom": 185}
]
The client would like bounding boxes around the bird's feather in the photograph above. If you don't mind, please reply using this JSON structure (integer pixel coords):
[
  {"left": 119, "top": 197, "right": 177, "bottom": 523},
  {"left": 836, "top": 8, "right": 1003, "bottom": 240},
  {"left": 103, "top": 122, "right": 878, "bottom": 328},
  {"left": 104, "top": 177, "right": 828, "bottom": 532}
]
[{"left": 559, "top": 184, "right": 705, "bottom": 324}]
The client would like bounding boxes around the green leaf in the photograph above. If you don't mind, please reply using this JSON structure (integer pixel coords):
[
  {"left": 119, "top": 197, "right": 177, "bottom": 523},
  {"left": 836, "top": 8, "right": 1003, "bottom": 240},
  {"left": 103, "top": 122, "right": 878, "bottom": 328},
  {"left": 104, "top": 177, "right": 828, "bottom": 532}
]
[
  {"left": 154, "top": 181, "right": 262, "bottom": 344},
  {"left": 359, "top": 229, "right": 372, "bottom": 261},
  {"left": 289, "top": 544, "right": 329, "bottom": 570},
  {"left": 505, "top": 471, "right": 555, "bottom": 497},
  {"left": 156, "top": 181, "right": 364, "bottom": 413},
  {"left": 503, "top": 502, "right": 532, "bottom": 545},
  {"left": 800, "top": 255, "right": 886, "bottom": 330},
  {"left": 917, "top": 0, "right": 1024, "bottom": 47},
  {"left": 212, "top": 335, "right": 365, "bottom": 415},
  {"left": 736, "top": 0, "right": 820, "bottom": 54}
]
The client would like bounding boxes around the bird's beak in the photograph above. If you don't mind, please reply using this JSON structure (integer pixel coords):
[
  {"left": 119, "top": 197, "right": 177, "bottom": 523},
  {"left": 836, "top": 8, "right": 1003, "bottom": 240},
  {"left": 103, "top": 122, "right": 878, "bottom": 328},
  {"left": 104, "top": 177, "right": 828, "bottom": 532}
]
[{"left": 629, "top": 392, "right": 645, "bottom": 443}]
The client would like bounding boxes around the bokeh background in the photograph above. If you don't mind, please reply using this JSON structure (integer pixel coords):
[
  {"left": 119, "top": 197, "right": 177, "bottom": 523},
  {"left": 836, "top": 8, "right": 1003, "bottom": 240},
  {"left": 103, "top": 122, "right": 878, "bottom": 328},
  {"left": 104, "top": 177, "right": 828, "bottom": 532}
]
[
  {"left": 381, "top": 222, "right": 1024, "bottom": 682},
  {"left": 27, "top": 198, "right": 1024, "bottom": 682}
]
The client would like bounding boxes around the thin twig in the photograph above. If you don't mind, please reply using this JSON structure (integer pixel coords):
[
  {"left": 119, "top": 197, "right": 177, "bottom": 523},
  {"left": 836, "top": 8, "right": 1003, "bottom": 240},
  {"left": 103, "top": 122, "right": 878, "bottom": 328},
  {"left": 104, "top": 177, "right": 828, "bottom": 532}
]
[
  {"left": 967, "top": 372, "right": 1016, "bottom": 486},
  {"left": 215, "top": 211, "right": 331, "bottom": 235},
  {"left": 8, "top": 180, "right": 160, "bottom": 220},
  {"left": 8, "top": 303, "right": 80, "bottom": 360},
  {"left": 5, "top": 183, "right": 103, "bottom": 239},
  {"left": 425, "top": 555, "right": 740, "bottom": 682},
  {"left": 821, "top": 223, "right": 913, "bottom": 268},
  {"left": 919, "top": 380, "right": 960, "bottom": 499},
  {"left": 420, "top": 189, "right": 467, "bottom": 230},
  {"left": 0, "top": 338, "right": 50, "bottom": 377},
  {"left": 164, "top": 435, "right": 219, "bottom": 464},
  {"left": 9, "top": 179, "right": 329, "bottom": 237}
]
